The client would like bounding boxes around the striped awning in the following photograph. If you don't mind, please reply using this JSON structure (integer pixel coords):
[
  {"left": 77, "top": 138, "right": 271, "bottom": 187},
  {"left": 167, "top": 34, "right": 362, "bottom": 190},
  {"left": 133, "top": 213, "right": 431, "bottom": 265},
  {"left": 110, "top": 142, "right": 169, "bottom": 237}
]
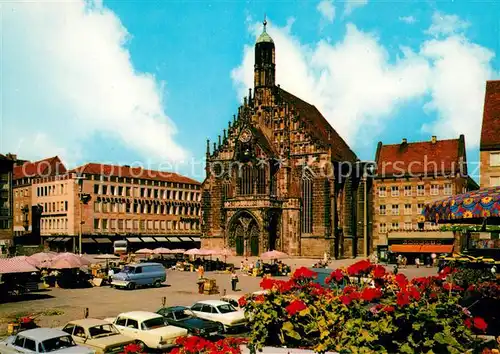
[
  {"left": 141, "top": 237, "right": 155, "bottom": 243},
  {"left": 190, "top": 236, "right": 201, "bottom": 242},
  {"left": 167, "top": 237, "right": 181, "bottom": 242},
  {"left": 178, "top": 236, "right": 193, "bottom": 242},
  {"left": 127, "top": 237, "right": 142, "bottom": 243},
  {"left": 154, "top": 237, "right": 168, "bottom": 242}
]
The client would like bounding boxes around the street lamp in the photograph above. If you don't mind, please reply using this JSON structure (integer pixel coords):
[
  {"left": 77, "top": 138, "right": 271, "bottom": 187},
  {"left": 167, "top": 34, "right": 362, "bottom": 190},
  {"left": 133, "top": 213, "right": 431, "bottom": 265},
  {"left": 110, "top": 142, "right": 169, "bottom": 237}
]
[{"left": 75, "top": 176, "right": 91, "bottom": 255}]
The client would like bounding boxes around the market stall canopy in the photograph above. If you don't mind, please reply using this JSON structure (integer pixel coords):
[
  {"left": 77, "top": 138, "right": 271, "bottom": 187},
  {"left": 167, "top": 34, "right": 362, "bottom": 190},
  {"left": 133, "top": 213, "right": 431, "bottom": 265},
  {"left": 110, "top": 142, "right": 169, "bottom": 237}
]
[
  {"left": 135, "top": 248, "right": 154, "bottom": 254},
  {"left": 184, "top": 248, "right": 200, "bottom": 255},
  {"left": 0, "top": 258, "right": 39, "bottom": 274},
  {"left": 261, "top": 250, "right": 289, "bottom": 260},
  {"left": 422, "top": 186, "right": 500, "bottom": 224},
  {"left": 168, "top": 248, "right": 186, "bottom": 254},
  {"left": 27, "top": 252, "right": 56, "bottom": 266},
  {"left": 152, "top": 247, "right": 170, "bottom": 254},
  {"left": 94, "top": 254, "right": 120, "bottom": 260},
  {"left": 42, "top": 253, "right": 91, "bottom": 268}
]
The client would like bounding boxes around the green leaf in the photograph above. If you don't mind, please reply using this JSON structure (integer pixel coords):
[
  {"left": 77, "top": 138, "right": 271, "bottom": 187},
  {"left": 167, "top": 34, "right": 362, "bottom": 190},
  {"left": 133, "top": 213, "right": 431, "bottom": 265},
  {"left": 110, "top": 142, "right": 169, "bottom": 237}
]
[
  {"left": 400, "top": 343, "right": 414, "bottom": 354},
  {"left": 282, "top": 321, "right": 301, "bottom": 340}
]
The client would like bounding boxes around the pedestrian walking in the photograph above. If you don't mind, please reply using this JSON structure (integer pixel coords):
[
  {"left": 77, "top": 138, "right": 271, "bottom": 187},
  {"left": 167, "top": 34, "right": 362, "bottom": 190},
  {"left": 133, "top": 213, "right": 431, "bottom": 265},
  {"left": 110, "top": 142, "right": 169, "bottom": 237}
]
[
  {"left": 415, "top": 257, "right": 420, "bottom": 268},
  {"left": 231, "top": 270, "right": 239, "bottom": 291},
  {"left": 198, "top": 264, "right": 205, "bottom": 279}
]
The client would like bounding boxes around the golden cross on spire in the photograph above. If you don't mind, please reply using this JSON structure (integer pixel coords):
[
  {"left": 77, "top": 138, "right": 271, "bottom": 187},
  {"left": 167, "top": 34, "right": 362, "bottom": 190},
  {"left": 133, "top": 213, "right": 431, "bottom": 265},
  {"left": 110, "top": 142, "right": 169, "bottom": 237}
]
[{"left": 263, "top": 14, "right": 267, "bottom": 32}]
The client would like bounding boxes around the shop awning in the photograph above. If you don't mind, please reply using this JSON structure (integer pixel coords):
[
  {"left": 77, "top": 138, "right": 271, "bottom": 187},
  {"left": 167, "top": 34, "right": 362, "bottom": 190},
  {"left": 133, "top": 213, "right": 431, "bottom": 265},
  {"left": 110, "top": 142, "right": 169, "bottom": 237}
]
[
  {"left": 141, "top": 237, "right": 155, "bottom": 242},
  {"left": 423, "top": 186, "right": 500, "bottom": 224},
  {"left": 190, "top": 236, "right": 201, "bottom": 242},
  {"left": 94, "top": 238, "right": 111, "bottom": 243},
  {"left": 154, "top": 237, "right": 168, "bottom": 242},
  {"left": 420, "top": 245, "right": 454, "bottom": 253},
  {"left": 127, "top": 237, "right": 142, "bottom": 243},
  {"left": 82, "top": 238, "right": 96, "bottom": 243},
  {"left": 60, "top": 237, "right": 71, "bottom": 242},
  {"left": 390, "top": 245, "right": 422, "bottom": 253},
  {"left": 178, "top": 237, "right": 192, "bottom": 242},
  {"left": 167, "top": 237, "right": 181, "bottom": 242},
  {"left": 44, "top": 237, "right": 55, "bottom": 242}
]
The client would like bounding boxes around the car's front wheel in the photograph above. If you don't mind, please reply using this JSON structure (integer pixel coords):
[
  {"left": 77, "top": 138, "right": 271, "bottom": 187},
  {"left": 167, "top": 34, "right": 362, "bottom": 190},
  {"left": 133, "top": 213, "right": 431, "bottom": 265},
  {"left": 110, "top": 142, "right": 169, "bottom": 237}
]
[
  {"left": 127, "top": 282, "right": 136, "bottom": 290},
  {"left": 135, "top": 340, "right": 146, "bottom": 351}
]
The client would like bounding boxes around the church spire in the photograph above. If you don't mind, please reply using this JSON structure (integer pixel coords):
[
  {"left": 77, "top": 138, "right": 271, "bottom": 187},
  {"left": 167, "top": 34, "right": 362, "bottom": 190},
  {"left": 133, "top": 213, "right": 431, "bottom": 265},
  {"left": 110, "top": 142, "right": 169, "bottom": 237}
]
[{"left": 254, "top": 15, "right": 275, "bottom": 105}]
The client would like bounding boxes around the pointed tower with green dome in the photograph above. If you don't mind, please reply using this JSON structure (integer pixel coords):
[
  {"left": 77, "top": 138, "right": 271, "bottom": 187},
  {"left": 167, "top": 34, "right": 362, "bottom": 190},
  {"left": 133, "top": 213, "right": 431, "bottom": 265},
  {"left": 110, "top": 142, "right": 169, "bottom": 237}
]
[{"left": 254, "top": 17, "right": 275, "bottom": 106}]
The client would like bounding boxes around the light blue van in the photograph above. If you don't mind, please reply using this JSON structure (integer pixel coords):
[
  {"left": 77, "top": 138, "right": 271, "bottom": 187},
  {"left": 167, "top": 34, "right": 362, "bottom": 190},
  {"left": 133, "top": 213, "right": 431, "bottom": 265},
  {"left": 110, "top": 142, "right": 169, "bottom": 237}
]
[{"left": 110, "top": 263, "right": 166, "bottom": 290}]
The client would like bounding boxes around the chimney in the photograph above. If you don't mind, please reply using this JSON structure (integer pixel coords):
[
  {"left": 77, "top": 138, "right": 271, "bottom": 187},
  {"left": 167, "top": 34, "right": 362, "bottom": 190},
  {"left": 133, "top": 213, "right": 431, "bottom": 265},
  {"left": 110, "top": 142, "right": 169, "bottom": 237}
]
[
  {"left": 401, "top": 138, "right": 407, "bottom": 144},
  {"left": 431, "top": 136, "right": 437, "bottom": 144}
]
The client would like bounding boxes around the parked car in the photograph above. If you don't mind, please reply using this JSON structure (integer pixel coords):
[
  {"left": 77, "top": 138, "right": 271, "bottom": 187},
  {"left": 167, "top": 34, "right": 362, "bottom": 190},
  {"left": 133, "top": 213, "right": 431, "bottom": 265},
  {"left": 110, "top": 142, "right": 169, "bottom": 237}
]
[
  {"left": 62, "top": 319, "right": 134, "bottom": 354},
  {"left": 190, "top": 300, "right": 247, "bottom": 333},
  {"left": 0, "top": 328, "right": 95, "bottom": 354},
  {"left": 220, "top": 295, "right": 244, "bottom": 311},
  {"left": 156, "top": 306, "right": 223, "bottom": 338},
  {"left": 104, "top": 311, "right": 187, "bottom": 350},
  {"left": 110, "top": 263, "right": 166, "bottom": 290}
]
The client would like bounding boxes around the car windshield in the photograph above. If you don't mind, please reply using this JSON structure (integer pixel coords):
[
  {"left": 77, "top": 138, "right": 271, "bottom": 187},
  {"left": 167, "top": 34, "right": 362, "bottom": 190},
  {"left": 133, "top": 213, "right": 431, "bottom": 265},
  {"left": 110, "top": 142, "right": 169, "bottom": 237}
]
[
  {"left": 122, "top": 266, "right": 135, "bottom": 273},
  {"left": 217, "top": 304, "right": 236, "bottom": 313},
  {"left": 174, "top": 310, "right": 192, "bottom": 321},
  {"left": 142, "top": 317, "right": 166, "bottom": 330},
  {"left": 89, "top": 324, "right": 119, "bottom": 338},
  {"left": 40, "top": 335, "right": 76, "bottom": 353}
]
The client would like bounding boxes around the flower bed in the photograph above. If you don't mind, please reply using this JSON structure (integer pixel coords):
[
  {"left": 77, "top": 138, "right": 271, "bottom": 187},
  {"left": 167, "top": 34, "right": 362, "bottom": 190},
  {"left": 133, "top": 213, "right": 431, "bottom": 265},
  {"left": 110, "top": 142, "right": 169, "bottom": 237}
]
[{"left": 240, "top": 261, "right": 497, "bottom": 354}]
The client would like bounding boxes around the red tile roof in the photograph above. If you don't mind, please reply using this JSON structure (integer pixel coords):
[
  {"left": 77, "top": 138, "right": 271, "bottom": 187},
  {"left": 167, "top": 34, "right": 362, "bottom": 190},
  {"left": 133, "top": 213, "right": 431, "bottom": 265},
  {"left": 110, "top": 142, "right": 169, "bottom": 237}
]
[
  {"left": 13, "top": 156, "right": 66, "bottom": 180},
  {"left": 375, "top": 137, "right": 465, "bottom": 177},
  {"left": 480, "top": 80, "right": 500, "bottom": 151},
  {"left": 71, "top": 163, "right": 201, "bottom": 185}
]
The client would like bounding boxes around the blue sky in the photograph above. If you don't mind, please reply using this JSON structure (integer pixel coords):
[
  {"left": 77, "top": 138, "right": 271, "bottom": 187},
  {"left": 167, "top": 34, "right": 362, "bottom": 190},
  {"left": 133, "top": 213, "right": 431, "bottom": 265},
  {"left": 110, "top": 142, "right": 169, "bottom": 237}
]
[{"left": 2, "top": 0, "right": 499, "bottom": 181}]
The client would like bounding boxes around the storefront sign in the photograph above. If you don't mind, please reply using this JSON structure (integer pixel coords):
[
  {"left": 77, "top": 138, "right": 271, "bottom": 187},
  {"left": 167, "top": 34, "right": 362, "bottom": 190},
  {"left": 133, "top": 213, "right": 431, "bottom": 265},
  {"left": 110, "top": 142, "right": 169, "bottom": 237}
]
[{"left": 401, "top": 239, "right": 443, "bottom": 245}]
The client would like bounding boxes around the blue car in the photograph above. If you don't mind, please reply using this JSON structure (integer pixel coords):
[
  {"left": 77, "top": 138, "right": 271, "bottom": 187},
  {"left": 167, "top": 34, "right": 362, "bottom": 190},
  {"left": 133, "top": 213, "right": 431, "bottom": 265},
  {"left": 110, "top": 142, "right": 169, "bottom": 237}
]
[{"left": 110, "top": 262, "right": 166, "bottom": 290}]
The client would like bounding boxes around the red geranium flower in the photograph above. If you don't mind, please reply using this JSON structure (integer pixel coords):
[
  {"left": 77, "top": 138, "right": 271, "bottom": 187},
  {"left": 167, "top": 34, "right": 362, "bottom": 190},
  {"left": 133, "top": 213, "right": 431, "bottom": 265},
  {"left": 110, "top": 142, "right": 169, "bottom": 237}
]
[
  {"left": 260, "top": 277, "right": 275, "bottom": 290},
  {"left": 383, "top": 305, "right": 395, "bottom": 313},
  {"left": 395, "top": 273, "right": 408, "bottom": 288},
  {"left": 285, "top": 299, "right": 307, "bottom": 315},
  {"left": 464, "top": 317, "right": 472, "bottom": 329},
  {"left": 347, "top": 260, "right": 372, "bottom": 276},
  {"left": 123, "top": 343, "right": 144, "bottom": 354},
  {"left": 255, "top": 295, "right": 265, "bottom": 303},
  {"left": 408, "top": 286, "right": 421, "bottom": 301},
  {"left": 238, "top": 296, "right": 247, "bottom": 308},
  {"left": 340, "top": 295, "right": 352, "bottom": 305},
  {"left": 331, "top": 269, "right": 344, "bottom": 282},
  {"left": 293, "top": 267, "right": 318, "bottom": 279},
  {"left": 396, "top": 291, "right": 410, "bottom": 307},
  {"left": 473, "top": 317, "right": 488, "bottom": 332},
  {"left": 372, "top": 265, "right": 386, "bottom": 278},
  {"left": 361, "top": 287, "right": 382, "bottom": 302}
]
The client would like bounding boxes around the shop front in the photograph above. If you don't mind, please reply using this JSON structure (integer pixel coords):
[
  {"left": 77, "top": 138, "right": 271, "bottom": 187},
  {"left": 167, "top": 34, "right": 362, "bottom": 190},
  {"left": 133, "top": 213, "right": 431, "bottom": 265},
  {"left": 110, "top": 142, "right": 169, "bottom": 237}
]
[{"left": 385, "top": 231, "right": 455, "bottom": 264}]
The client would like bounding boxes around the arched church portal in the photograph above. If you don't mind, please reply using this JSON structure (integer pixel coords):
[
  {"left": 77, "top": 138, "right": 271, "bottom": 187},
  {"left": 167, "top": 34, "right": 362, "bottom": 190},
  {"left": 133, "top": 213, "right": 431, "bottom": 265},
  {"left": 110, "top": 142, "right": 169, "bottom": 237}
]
[{"left": 228, "top": 211, "right": 260, "bottom": 256}]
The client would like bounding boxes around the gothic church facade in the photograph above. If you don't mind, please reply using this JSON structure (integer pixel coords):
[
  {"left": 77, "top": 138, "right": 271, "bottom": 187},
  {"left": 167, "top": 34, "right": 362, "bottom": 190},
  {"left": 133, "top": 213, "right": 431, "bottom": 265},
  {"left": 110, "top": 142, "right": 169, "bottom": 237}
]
[{"left": 201, "top": 21, "right": 372, "bottom": 258}]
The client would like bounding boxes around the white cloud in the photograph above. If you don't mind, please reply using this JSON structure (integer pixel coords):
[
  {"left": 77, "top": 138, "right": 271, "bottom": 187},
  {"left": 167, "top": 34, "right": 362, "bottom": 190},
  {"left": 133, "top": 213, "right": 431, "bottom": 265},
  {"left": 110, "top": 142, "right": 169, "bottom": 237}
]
[
  {"left": 425, "top": 12, "right": 470, "bottom": 37},
  {"left": 317, "top": 0, "right": 336, "bottom": 23},
  {"left": 344, "top": 0, "right": 368, "bottom": 16},
  {"left": 231, "top": 13, "right": 497, "bottom": 153},
  {"left": 232, "top": 20, "right": 431, "bottom": 149},
  {"left": 1, "top": 0, "right": 188, "bottom": 167},
  {"left": 420, "top": 36, "right": 494, "bottom": 144},
  {"left": 399, "top": 15, "right": 417, "bottom": 24}
]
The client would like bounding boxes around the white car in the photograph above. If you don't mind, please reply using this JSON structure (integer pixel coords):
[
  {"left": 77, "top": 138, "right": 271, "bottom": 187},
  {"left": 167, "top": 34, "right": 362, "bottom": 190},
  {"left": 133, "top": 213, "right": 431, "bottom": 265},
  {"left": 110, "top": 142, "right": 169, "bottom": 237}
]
[
  {"left": 0, "top": 328, "right": 94, "bottom": 354},
  {"left": 190, "top": 300, "right": 247, "bottom": 333},
  {"left": 104, "top": 311, "right": 187, "bottom": 350}
]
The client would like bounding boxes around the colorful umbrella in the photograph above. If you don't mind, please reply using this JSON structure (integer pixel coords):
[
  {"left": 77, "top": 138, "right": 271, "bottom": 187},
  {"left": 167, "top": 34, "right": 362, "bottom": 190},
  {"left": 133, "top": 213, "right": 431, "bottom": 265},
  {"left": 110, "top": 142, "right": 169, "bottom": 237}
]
[
  {"left": 261, "top": 250, "right": 289, "bottom": 260},
  {"left": 152, "top": 248, "right": 171, "bottom": 255},
  {"left": 135, "top": 248, "right": 154, "bottom": 254}
]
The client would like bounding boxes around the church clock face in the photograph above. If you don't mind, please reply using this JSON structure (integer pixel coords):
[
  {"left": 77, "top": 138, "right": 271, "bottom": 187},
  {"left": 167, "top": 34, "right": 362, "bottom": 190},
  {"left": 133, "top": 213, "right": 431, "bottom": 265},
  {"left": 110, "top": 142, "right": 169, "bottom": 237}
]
[{"left": 239, "top": 129, "right": 252, "bottom": 143}]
